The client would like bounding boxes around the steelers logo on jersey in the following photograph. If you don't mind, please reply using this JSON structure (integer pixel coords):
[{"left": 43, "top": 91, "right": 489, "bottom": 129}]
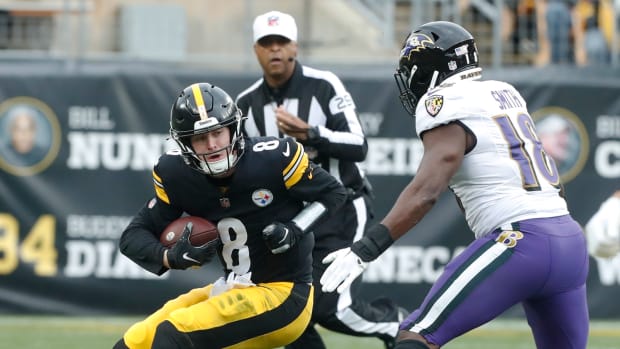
[
  {"left": 252, "top": 189, "right": 274, "bottom": 207},
  {"left": 425, "top": 95, "right": 444, "bottom": 117}
]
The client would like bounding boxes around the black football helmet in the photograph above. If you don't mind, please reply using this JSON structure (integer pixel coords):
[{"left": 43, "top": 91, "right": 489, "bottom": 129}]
[
  {"left": 394, "top": 21, "right": 480, "bottom": 117},
  {"left": 170, "top": 82, "right": 245, "bottom": 176}
]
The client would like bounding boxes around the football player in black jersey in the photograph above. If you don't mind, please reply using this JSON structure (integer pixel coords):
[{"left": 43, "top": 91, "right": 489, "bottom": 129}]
[
  {"left": 113, "top": 82, "right": 347, "bottom": 349},
  {"left": 235, "top": 10, "right": 406, "bottom": 349}
]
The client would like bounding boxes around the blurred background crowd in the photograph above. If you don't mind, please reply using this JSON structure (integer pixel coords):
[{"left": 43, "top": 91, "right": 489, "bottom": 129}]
[{"left": 0, "top": 0, "right": 617, "bottom": 73}]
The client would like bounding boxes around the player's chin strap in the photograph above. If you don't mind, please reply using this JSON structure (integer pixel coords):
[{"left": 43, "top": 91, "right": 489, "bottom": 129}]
[{"left": 291, "top": 201, "right": 327, "bottom": 233}]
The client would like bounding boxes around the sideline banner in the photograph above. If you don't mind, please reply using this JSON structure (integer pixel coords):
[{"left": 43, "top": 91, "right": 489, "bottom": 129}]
[{"left": 0, "top": 70, "right": 618, "bottom": 316}]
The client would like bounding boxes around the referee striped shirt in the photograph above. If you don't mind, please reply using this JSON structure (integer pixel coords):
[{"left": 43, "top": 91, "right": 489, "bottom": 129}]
[{"left": 235, "top": 62, "right": 368, "bottom": 194}]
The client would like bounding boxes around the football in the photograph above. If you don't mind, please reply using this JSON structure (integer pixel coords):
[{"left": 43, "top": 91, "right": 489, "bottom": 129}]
[{"left": 160, "top": 216, "right": 219, "bottom": 248}]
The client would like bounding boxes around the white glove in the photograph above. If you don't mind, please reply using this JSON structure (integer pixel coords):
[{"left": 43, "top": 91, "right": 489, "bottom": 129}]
[
  {"left": 320, "top": 247, "right": 367, "bottom": 294},
  {"left": 586, "top": 196, "right": 620, "bottom": 258}
]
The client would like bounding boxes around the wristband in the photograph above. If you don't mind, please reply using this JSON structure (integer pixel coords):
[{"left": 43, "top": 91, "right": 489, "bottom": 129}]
[
  {"left": 306, "top": 126, "right": 320, "bottom": 141},
  {"left": 351, "top": 224, "right": 394, "bottom": 262}
]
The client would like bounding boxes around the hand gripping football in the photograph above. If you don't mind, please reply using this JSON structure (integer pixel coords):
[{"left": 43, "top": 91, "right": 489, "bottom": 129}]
[{"left": 160, "top": 216, "right": 219, "bottom": 248}]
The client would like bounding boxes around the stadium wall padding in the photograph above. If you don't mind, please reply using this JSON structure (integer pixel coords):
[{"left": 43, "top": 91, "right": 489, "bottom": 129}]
[{"left": 0, "top": 68, "right": 618, "bottom": 317}]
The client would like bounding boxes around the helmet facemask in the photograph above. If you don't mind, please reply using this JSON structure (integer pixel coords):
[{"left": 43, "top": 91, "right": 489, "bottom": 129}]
[
  {"left": 394, "top": 64, "right": 436, "bottom": 117},
  {"left": 394, "top": 21, "right": 480, "bottom": 117},
  {"left": 172, "top": 120, "right": 245, "bottom": 177}
]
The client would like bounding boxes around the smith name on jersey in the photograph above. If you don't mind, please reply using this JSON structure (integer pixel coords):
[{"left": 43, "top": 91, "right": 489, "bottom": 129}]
[{"left": 416, "top": 77, "right": 568, "bottom": 238}]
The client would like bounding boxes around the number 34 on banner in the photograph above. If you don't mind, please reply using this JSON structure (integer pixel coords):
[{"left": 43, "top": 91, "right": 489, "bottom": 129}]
[{"left": 0, "top": 214, "right": 57, "bottom": 276}]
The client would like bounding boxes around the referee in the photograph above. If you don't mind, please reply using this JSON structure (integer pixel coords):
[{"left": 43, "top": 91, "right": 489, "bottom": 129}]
[{"left": 236, "top": 10, "right": 406, "bottom": 349}]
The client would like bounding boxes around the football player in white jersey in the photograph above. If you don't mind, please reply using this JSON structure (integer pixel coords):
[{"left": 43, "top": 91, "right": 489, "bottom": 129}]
[{"left": 320, "top": 21, "right": 589, "bottom": 349}]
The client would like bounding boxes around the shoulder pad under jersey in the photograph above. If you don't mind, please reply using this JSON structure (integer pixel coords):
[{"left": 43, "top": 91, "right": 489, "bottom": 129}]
[
  {"left": 151, "top": 152, "right": 186, "bottom": 205},
  {"left": 248, "top": 136, "right": 310, "bottom": 189},
  {"left": 415, "top": 81, "right": 478, "bottom": 137}
]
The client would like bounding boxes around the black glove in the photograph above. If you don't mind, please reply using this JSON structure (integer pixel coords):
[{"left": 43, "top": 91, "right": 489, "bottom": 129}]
[
  {"left": 167, "top": 222, "right": 217, "bottom": 269},
  {"left": 262, "top": 221, "right": 303, "bottom": 254},
  {"left": 351, "top": 223, "right": 394, "bottom": 262}
]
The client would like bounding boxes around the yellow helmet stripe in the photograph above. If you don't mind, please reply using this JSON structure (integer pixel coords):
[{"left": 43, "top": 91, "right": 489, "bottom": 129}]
[{"left": 190, "top": 83, "right": 209, "bottom": 120}]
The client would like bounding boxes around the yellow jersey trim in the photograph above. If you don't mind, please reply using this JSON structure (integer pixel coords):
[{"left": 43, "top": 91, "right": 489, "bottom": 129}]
[
  {"left": 152, "top": 169, "right": 170, "bottom": 204},
  {"left": 283, "top": 143, "right": 309, "bottom": 189}
]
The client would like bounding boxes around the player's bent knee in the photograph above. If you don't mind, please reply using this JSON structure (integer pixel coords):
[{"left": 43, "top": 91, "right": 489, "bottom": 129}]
[
  {"left": 151, "top": 320, "right": 192, "bottom": 349},
  {"left": 394, "top": 339, "right": 431, "bottom": 349}
]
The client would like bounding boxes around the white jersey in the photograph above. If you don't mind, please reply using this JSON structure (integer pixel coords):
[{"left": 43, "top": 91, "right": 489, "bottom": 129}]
[{"left": 415, "top": 74, "right": 569, "bottom": 238}]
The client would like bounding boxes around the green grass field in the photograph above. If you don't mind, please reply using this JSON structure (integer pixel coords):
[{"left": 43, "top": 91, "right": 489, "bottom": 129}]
[{"left": 0, "top": 316, "right": 618, "bottom": 348}]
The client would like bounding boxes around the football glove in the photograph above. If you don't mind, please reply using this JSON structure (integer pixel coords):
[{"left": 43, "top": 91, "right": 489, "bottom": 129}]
[
  {"left": 320, "top": 247, "right": 367, "bottom": 294},
  {"left": 321, "top": 224, "right": 393, "bottom": 293},
  {"left": 167, "top": 222, "right": 217, "bottom": 269},
  {"left": 586, "top": 195, "right": 620, "bottom": 258},
  {"left": 262, "top": 221, "right": 302, "bottom": 254}
]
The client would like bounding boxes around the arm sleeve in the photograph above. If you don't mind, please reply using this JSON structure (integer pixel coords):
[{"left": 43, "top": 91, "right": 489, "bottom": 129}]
[
  {"left": 118, "top": 200, "right": 170, "bottom": 275},
  {"left": 119, "top": 162, "right": 184, "bottom": 275},
  {"left": 281, "top": 139, "right": 348, "bottom": 222},
  {"left": 301, "top": 75, "right": 367, "bottom": 162},
  {"left": 293, "top": 162, "right": 348, "bottom": 215},
  {"left": 303, "top": 125, "right": 368, "bottom": 162}
]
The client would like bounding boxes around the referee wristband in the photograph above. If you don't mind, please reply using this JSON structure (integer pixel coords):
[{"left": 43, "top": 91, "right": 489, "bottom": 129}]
[{"left": 351, "top": 224, "right": 394, "bottom": 262}]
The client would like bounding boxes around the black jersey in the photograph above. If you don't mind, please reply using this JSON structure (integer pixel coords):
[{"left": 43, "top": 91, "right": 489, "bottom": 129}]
[
  {"left": 119, "top": 136, "right": 347, "bottom": 284},
  {"left": 236, "top": 62, "right": 368, "bottom": 195}
]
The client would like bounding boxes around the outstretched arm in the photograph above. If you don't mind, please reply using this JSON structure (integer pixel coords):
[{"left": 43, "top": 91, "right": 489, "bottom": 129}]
[
  {"left": 382, "top": 122, "right": 467, "bottom": 240},
  {"left": 321, "top": 122, "right": 468, "bottom": 293}
]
